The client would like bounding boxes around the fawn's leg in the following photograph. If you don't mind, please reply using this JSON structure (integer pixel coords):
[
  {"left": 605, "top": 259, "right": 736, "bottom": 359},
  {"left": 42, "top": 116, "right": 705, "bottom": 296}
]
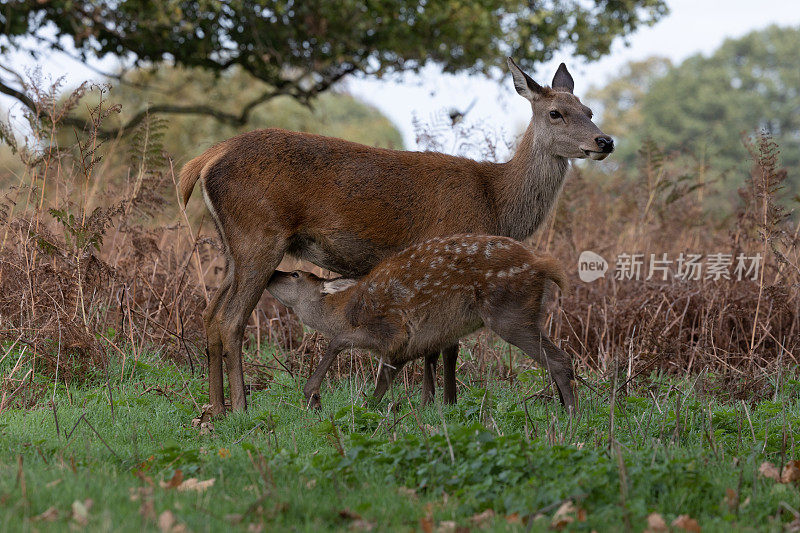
[
  {"left": 482, "top": 304, "right": 576, "bottom": 413},
  {"left": 420, "top": 351, "right": 439, "bottom": 406},
  {"left": 505, "top": 331, "right": 575, "bottom": 413},
  {"left": 304, "top": 330, "right": 379, "bottom": 410},
  {"left": 442, "top": 344, "right": 459, "bottom": 404},
  {"left": 372, "top": 360, "right": 407, "bottom": 403}
]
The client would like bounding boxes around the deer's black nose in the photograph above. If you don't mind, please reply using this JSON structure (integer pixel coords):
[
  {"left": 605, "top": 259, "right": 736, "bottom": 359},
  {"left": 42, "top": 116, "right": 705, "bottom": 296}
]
[{"left": 595, "top": 136, "right": 614, "bottom": 153}]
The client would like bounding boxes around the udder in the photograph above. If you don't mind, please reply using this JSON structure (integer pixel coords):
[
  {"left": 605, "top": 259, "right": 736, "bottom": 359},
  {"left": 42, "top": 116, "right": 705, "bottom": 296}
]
[{"left": 285, "top": 231, "right": 399, "bottom": 277}]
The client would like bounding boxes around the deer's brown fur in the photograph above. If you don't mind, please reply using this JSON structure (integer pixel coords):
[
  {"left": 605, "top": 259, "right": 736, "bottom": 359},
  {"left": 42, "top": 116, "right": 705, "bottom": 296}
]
[
  {"left": 266, "top": 235, "right": 575, "bottom": 411},
  {"left": 179, "top": 59, "right": 611, "bottom": 414}
]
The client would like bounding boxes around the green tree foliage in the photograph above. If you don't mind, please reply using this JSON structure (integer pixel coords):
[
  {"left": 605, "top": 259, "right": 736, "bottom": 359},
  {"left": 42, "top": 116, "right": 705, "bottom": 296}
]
[
  {"left": 586, "top": 56, "right": 671, "bottom": 162},
  {"left": 2, "top": 0, "right": 667, "bottom": 136},
  {"left": 592, "top": 26, "right": 800, "bottom": 190},
  {"left": 68, "top": 67, "right": 405, "bottom": 157}
]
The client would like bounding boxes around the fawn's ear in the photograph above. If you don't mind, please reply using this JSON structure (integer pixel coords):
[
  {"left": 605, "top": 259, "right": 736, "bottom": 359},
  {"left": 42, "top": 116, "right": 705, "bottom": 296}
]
[
  {"left": 507, "top": 57, "right": 545, "bottom": 101},
  {"left": 551, "top": 63, "right": 574, "bottom": 93},
  {"left": 321, "top": 278, "right": 358, "bottom": 294}
]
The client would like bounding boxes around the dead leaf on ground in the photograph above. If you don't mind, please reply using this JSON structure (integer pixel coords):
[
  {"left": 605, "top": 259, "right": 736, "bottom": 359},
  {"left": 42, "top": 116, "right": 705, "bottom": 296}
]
[
  {"left": 551, "top": 501, "right": 577, "bottom": 529},
  {"left": 133, "top": 468, "right": 155, "bottom": 486},
  {"left": 397, "top": 486, "right": 417, "bottom": 500},
  {"left": 32, "top": 506, "right": 59, "bottom": 522},
  {"left": 759, "top": 460, "right": 800, "bottom": 483},
  {"left": 724, "top": 488, "right": 739, "bottom": 512},
  {"left": 129, "top": 486, "right": 154, "bottom": 501},
  {"left": 71, "top": 499, "right": 93, "bottom": 526},
  {"left": 759, "top": 461, "right": 781, "bottom": 481},
  {"left": 159, "top": 470, "right": 185, "bottom": 490},
  {"left": 644, "top": 512, "right": 668, "bottom": 532},
  {"left": 159, "top": 510, "right": 175, "bottom": 533},
  {"left": 470, "top": 508, "right": 495, "bottom": 527},
  {"left": 192, "top": 404, "right": 214, "bottom": 427},
  {"left": 782, "top": 460, "right": 800, "bottom": 483},
  {"left": 226, "top": 513, "right": 243, "bottom": 524},
  {"left": 435, "top": 521, "right": 457, "bottom": 533},
  {"left": 671, "top": 514, "right": 701, "bottom": 532},
  {"left": 424, "top": 424, "right": 441, "bottom": 435},
  {"left": 175, "top": 477, "right": 215, "bottom": 492},
  {"left": 337, "top": 508, "right": 374, "bottom": 531},
  {"left": 420, "top": 513, "right": 434, "bottom": 533},
  {"left": 139, "top": 498, "right": 155, "bottom": 520},
  {"left": 350, "top": 518, "right": 375, "bottom": 531},
  {"left": 505, "top": 513, "right": 522, "bottom": 524}
]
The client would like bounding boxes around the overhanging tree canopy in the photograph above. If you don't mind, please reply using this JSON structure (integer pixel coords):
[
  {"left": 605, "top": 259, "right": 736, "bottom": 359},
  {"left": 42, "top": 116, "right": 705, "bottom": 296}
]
[{"left": 2, "top": 0, "right": 667, "bottom": 136}]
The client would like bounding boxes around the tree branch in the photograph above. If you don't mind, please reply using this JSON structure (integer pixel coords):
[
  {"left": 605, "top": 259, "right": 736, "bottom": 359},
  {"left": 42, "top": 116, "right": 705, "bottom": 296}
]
[{"left": 0, "top": 77, "right": 285, "bottom": 139}]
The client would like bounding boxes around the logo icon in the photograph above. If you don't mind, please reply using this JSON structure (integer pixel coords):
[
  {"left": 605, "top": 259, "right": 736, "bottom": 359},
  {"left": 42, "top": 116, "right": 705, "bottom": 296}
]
[{"left": 578, "top": 251, "right": 608, "bottom": 282}]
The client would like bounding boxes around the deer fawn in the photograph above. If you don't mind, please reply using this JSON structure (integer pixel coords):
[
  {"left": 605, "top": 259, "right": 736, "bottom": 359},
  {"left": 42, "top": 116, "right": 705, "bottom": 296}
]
[
  {"left": 179, "top": 58, "right": 611, "bottom": 415},
  {"left": 266, "top": 235, "right": 574, "bottom": 411}
]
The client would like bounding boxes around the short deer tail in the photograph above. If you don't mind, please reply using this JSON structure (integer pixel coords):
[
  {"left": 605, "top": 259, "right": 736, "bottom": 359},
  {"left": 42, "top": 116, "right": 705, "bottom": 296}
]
[
  {"left": 534, "top": 255, "right": 568, "bottom": 296},
  {"left": 178, "top": 141, "right": 229, "bottom": 206}
]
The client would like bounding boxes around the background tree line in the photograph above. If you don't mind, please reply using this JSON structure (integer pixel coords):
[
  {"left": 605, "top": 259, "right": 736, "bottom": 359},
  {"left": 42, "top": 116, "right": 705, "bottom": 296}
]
[{"left": 589, "top": 25, "right": 800, "bottom": 199}]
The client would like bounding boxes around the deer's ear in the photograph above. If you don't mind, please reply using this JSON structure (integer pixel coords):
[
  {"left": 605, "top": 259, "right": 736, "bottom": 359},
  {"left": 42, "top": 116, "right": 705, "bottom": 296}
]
[
  {"left": 551, "top": 63, "right": 574, "bottom": 93},
  {"left": 507, "top": 57, "right": 544, "bottom": 100},
  {"left": 321, "top": 278, "right": 358, "bottom": 294}
]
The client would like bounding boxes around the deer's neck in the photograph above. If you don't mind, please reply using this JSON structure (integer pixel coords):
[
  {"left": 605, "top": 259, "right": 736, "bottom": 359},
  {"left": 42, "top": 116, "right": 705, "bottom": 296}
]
[
  {"left": 305, "top": 293, "right": 353, "bottom": 338},
  {"left": 497, "top": 122, "right": 569, "bottom": 241}
]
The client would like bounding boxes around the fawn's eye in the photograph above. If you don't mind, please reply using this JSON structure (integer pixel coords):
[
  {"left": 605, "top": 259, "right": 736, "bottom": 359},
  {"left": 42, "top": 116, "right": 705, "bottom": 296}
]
[
  {"left": 549, "top": 110, "right": 562, "bottom": 120},
  {"left": 291, "top": 272, "right": 300, "bottom": 278}
]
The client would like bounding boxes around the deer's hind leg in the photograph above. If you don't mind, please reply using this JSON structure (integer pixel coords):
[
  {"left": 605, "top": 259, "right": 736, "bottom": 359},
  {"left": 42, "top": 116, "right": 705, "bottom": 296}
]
[
  {"left": 210, "top": 229, "right": 285, "bottom": 411},
  {"left": 204, "top": 263, "right": 233, "bottom": 416}
]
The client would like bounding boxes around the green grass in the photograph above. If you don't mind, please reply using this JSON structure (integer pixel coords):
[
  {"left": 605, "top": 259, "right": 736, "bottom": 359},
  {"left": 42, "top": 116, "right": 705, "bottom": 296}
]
[{"left": 1, "top": 346, "right": 800, "bottom": 532}]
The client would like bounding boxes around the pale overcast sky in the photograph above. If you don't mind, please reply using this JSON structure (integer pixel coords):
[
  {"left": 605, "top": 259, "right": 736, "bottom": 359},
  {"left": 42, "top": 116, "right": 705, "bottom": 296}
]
[
  {"left": 346, "top": 0, "right": 800, "bottom": 148},
  {"left": 4, "top": 0, "right": 800, "bottom": 151}
]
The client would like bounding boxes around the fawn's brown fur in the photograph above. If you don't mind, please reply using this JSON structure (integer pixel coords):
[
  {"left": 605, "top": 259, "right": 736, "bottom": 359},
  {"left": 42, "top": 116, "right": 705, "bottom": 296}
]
[
  {"left": 179, "top": 59, "right": 611, "bottom": 414},
  {"left": 266, "top": 235, "right": 575, "bottom": 411}
]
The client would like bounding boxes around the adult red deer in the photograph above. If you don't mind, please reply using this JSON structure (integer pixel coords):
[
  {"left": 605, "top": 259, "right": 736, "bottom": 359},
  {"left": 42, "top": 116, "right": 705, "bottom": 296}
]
[
  {"left": 265, "top": 235, "right": 575, "bottom": 412},
  {"left": 179, "top": 58, "right": 613, "bottom": 415}
]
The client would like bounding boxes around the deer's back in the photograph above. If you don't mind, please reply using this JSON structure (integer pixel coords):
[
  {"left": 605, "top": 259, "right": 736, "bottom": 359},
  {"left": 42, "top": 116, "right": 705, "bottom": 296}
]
[{"left": 202, "top": 129, "right": 505, "bottom": 275}]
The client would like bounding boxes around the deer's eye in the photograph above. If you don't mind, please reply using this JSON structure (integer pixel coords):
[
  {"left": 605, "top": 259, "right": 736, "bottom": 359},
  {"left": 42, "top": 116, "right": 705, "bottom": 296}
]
[
  {"left": 549, "top": 110, "right": 562, "bottom": 120},
  {"left": 291, "top": 272, "right": 300, "bottom": 278}
]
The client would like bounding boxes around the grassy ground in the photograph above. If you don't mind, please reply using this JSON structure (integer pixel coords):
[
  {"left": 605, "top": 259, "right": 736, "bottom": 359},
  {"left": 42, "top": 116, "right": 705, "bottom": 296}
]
[{"left": 1, "top": 344, "right": 799, "bottom": 532}]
